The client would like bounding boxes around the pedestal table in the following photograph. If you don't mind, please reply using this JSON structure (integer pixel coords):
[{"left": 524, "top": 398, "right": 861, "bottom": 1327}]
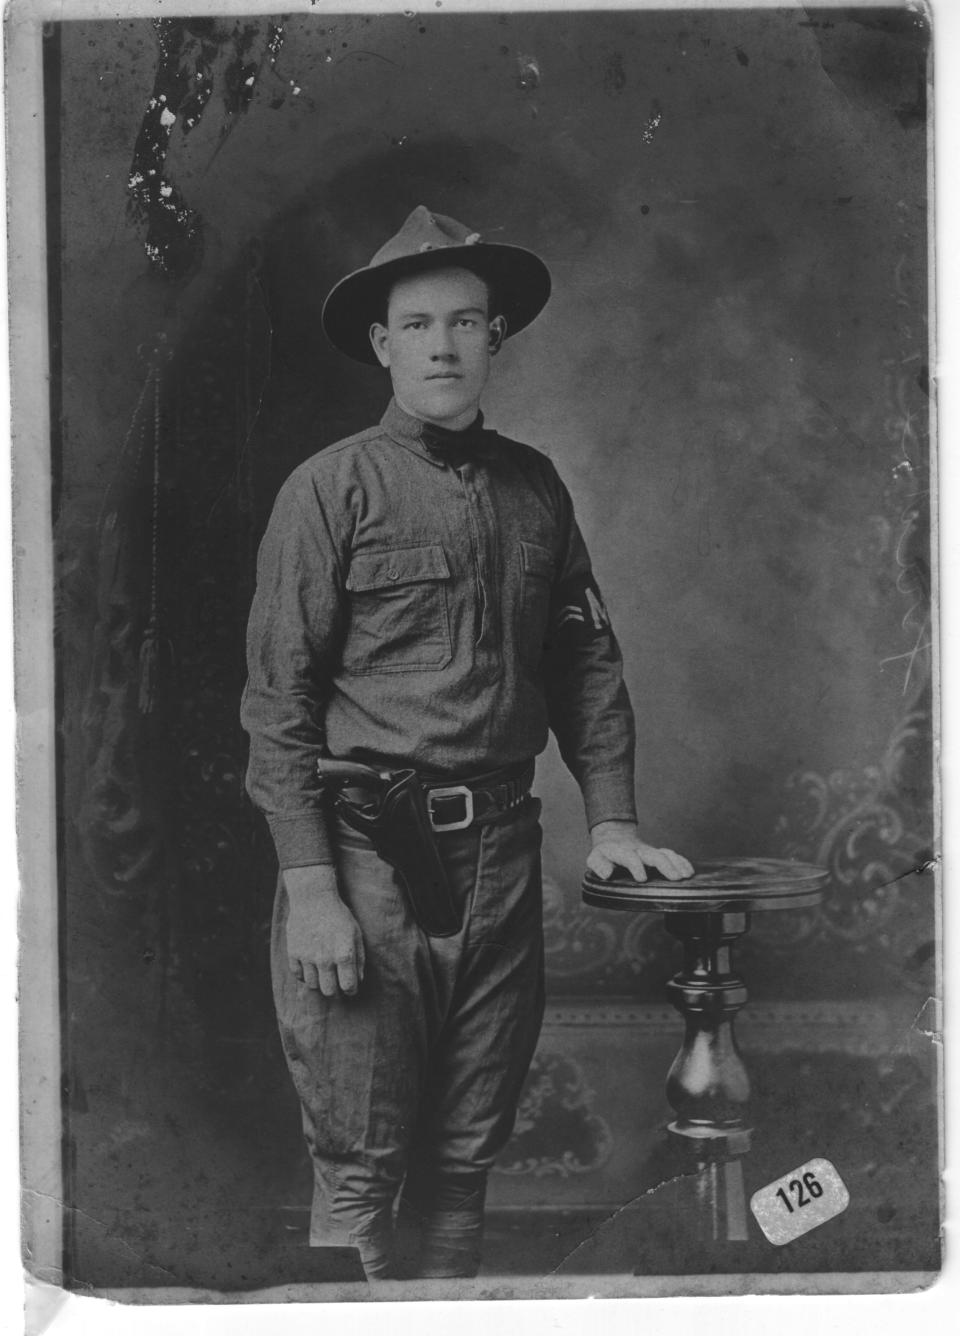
[{"left": 582, "top": 857, "right": 827, "bottom": 1245}]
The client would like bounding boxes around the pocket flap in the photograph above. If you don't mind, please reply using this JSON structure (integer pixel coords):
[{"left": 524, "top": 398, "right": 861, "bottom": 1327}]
[
  {"left": 520, "top": 540, "right": 554, "bottom": 580},
  {"left": 346, "top": 544, "right": 451, "bottom": 592}
]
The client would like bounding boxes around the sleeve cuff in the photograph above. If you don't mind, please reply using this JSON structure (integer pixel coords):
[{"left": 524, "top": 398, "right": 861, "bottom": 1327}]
[
  {"left": 580, "top": 769, "right": 638, "bottom": 830},
  {"left": 266, "top": 811, "right": 334, "bottom": 868}
]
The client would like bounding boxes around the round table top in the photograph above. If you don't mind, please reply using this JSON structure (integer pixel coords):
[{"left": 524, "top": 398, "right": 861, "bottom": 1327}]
[{"left": 582, "top": 857, "right": 828, "bottom": 913}]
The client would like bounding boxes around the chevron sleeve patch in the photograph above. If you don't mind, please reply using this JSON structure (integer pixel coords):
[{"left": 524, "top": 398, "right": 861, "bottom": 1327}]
[{"left": 552, "top": 574, "right": 614, "bottom": 643}]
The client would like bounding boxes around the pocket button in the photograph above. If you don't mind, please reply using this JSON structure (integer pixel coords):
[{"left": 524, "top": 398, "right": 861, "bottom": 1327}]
[{"left": 387, "top": 568, "right": 399, "bottom": 581}]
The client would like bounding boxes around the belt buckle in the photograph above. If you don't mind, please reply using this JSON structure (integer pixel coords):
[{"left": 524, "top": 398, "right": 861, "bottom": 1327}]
[{"left": 427, "top": 784, "right": 474, "bottom": 832}]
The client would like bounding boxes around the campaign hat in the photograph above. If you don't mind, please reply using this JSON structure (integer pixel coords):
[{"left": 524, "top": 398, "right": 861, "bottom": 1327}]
[{"left": 321, "top": 205, "right": 552, "bottom": 365}]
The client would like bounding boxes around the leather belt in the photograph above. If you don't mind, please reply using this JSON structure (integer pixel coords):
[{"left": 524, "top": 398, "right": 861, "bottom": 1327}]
[{"left": 421, "top": 762, "right": 535, "bottom": 832}]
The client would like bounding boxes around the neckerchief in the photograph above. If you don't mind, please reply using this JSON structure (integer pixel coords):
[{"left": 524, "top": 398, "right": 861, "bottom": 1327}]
[{"left": 420, "top": 413, "right": 498, "bottom": 465}]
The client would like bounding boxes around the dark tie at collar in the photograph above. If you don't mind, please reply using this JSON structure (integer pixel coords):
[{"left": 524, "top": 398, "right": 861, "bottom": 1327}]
[
  {"left": 381, "top": 398, "right": 499, "bottom": 465},
  {"left": 420, "top": 414, "right": 494, "bottom": 460}
]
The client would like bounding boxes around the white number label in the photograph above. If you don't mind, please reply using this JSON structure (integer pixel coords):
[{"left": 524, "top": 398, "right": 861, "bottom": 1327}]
[{"left": 750, "top": 1157, "right": 849, "bottom": 1246}]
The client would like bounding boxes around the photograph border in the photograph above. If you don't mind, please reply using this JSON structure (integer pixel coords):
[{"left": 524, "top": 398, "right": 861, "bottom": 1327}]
[{"left": 6, "top": 0, "right": 955, "bottom": 1330}]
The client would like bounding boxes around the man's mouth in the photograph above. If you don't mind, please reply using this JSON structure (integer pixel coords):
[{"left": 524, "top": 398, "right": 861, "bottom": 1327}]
[{"left": 426, "top": 372, "right": 461, "bottom": 380}]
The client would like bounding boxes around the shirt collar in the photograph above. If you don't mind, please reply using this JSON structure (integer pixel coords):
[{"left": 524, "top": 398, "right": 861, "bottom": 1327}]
[{"left": 380, "top": 398, "right": 498, "bottom": 467}]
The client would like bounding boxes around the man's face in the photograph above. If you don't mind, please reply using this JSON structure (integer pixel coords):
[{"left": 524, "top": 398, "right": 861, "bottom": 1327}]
[{"left": 369, "top": 267, "right": 506, "bottom": 430}]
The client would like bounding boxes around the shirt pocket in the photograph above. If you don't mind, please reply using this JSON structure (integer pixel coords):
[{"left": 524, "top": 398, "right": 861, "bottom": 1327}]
[
  {"left": 344, "top": 543, "right": 453, "bottom": 673},
  {"left": 517, "top": 540, "right": 555, "bottom": 674}
]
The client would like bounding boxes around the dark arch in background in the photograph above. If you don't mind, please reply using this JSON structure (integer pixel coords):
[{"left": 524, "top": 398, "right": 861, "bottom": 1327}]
[{"left": 62, "top": 130, "right": 633, "bottom": 1288}]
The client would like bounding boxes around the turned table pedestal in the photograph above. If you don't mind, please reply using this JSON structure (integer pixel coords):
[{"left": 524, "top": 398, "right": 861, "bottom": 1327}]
[{"left": 582, "top": 858, "right": 827, "bottom": 1245}]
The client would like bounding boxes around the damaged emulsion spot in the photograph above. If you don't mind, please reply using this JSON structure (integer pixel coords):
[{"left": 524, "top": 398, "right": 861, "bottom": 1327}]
[
  {"left": 223, "top": 22, "right": 267, "bottom": 117},
  {"left": 517, "top": 53, "right": 540, "bottom": 92},
  {"left": 640, "top": 99, "right": 662, "bottom": 145},
  {"left": 912, "top": 996, "right": 941, "bottom": 1045},
  {"left": 126, "top": 17, "right": 285, "bottom": 280}
]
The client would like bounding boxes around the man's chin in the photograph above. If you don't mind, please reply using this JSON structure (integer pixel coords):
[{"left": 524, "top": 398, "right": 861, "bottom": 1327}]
[
  {"left": 409, "top": 389, "right": 480, "bottom": 426},
  {"left": 423, "top": 380, "right": 466, "bottom": 400}
]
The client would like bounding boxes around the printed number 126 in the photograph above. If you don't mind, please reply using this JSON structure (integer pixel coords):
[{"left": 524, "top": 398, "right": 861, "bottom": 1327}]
[{"left": 776, "top": 1172, "right": 824, "bottom": 1213}]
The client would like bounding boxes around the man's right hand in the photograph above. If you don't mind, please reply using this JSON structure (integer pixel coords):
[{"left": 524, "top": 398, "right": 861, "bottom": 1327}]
[{"left": 283, "top": 864, "right": 366, "bottom": 998}]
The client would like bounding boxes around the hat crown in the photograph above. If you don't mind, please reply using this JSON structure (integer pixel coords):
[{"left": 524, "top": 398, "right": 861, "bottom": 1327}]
[{"left": 369, "top": 205, "right": 483, "bottom": 269}]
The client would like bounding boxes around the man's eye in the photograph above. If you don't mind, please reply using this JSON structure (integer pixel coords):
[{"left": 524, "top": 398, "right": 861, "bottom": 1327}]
[
  {"left": 456, "top": 318, "right": 477, "bottom": 328},
  {"left": 404, "top": 320, "right": 426, "bottom": 330}
]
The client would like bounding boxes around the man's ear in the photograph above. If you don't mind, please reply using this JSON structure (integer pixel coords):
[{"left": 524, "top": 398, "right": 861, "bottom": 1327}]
[
  {"left": 369, "top": 322, "right": 391, "bottom": 368},
  {"left": 488, "top": 315, "right": 507, "bottom": 356}
]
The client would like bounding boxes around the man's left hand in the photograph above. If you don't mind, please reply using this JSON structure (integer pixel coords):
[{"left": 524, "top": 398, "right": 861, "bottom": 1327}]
[{"left": 587, "top": 820, "right": 694, "bottom": 883}]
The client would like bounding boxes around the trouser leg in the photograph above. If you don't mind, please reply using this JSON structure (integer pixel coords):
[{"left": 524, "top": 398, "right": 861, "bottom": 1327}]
[
  {"left": 270, "top": 839, "right": 437, "bottom": 1277},
  {"left": 398, "top": 802, "right": 546, "bottom": 1278}
]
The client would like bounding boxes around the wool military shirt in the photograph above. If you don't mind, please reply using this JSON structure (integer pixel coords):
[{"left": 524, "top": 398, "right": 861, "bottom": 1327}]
[{"left": 241, "top": 398, "right": 638, "bottom": 867}]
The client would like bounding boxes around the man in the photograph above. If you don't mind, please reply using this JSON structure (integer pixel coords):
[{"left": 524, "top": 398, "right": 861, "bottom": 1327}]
[{"left": 241, "top": 206, "right": 692, "bottom": 1281}]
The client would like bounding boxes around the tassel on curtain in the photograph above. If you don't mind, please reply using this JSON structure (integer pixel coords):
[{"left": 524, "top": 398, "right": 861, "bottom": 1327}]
[{"left": 138, "top": 337, "right": 170, "bottom": 714}]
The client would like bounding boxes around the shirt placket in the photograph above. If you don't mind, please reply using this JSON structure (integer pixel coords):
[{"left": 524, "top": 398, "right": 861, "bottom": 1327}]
[{"left": 456, "top": 462, "right": 498, "bottom": 661}]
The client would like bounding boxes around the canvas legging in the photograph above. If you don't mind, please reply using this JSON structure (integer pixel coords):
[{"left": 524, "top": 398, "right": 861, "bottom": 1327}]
[{"left": 271, "top": 797, "right": 546, "bottom": 1279}]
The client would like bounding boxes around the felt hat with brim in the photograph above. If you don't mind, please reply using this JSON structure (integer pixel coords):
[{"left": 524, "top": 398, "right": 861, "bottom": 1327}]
[{"left": 321, "top": 205, "right": 552, "bottom": 365}]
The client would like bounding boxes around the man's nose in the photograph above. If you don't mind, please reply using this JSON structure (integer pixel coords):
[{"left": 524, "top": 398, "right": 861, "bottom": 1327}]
[{"left": 428, "top": 325, "right": 457, "bottom": 359}]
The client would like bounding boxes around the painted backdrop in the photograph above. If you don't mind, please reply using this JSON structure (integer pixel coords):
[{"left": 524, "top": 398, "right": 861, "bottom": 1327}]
[{"left": 47, "top": 6, "right": 935, "bottom": 1290}]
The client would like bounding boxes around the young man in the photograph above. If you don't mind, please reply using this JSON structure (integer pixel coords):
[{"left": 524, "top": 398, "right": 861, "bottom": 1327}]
[{"left": 241, "top": 206, "right": 692, "bottom": 1281}]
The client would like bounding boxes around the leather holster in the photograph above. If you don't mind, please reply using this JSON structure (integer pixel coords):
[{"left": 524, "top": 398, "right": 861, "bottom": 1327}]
[{"left": 316, "top": 758, "right": 461, "bottom": 938}]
